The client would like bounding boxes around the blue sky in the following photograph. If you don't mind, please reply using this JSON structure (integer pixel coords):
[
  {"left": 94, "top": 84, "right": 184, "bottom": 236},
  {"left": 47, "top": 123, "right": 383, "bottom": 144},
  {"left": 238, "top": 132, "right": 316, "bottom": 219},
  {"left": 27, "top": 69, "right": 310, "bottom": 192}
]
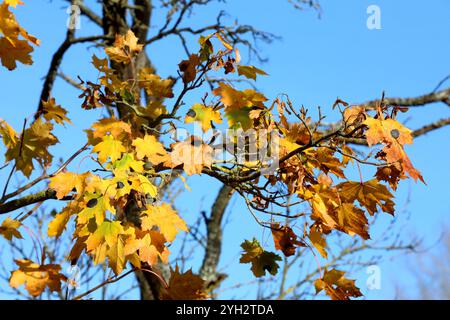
[{"left": 0, "top": 0, "right": 449, "bottom": 299}]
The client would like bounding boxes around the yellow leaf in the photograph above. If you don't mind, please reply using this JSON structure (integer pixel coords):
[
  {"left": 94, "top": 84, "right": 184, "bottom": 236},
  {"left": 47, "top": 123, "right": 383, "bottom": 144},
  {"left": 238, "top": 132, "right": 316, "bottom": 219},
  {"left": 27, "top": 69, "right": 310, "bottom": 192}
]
[
  {"left": 336, "top": 203, "right": 369, "bottom": 239},
  {"left": 0, "top": 117, "right": 18, "bottom": 148},
  {"left": 9, "top": 259, "right": 67, "bottom": 297},
  {"left": 90, "top": 118, "right": 132, "bottom": 140},
  {"left": 237, "top": 65, "right": 268, "bottom": 80},
  {"left": 107, "top": 235, "right": 126, "bottom": 275},
  {"left": 166, "top": 136, "right": 214, "bottom": 176},
  {"left": 185, "top": 103, "right": 222, "bottom": 132},
  {"left": 5, "top": 0, "right": 24, "bottom": 8},
  {"left": 41, "top": 98, "right": 71, "bottom": 125},
  {"left": 308, "top": 227, "right": 328, "bottom": 259},
  {"left": 85, "top": 220, "right": 125, "bottom": 251},
  {"left": 216, "top": 32, "right": 233, "bottom": 50},
  {"left": 92, "top": 135, "right": 126, "bottom": 163},
  {"left": 77, "top": 194, "right": 113, "bottom": 225},
  {"left": 314, "top": 268, "right": 362, "bottom": 300},
  {"left": 364, "top": 116, "right": 424, "bottom": 182},
  {"left": 0, "top": 37, "right": 33, "bottom": 70},
  {"left": 105, "top": 29, "right": 143, "bottom": 64},
  {"left": 85, "top": 221, "right": 133, "bottom": 275},
  {"left": 0, "top": 3, "right": 21, "bottom": 40},
  {"left": 364, "top": 116, "right": 413, "bottom": 146},
  {"left": 141, "top": 203, "right": 187, "bottom": 242},
  {"left": 5, "top": 118, "right": 58, "bottom": 177},
  {"left": 129, "top": 174, "right": 158, "bottom": 198},
  {"left": 213, "top": 82, "right": 267, "bottom": 111},
  {"left": 49, "top": 172, "right": 89, "bottom": 199},
  {"left": 132, "top": 134, "right": 169, "bottom": 165},
  {"left": 47, "top": 209, "right": 71, "bottom": 238},
  {"left": 112, "top": 153, "right": 144, "bottom": 173},
  {"left": 138, "top": 68, "right": 174, "bottom": 98},
  {"left": 337, "top": 179, "right": 395, "bottom": 215},
  {"left": 0, "top": 217, "right": 22, "bottom": 240},
  {"left": 0, "top": 3, "right": 39, "bottom": 70}
]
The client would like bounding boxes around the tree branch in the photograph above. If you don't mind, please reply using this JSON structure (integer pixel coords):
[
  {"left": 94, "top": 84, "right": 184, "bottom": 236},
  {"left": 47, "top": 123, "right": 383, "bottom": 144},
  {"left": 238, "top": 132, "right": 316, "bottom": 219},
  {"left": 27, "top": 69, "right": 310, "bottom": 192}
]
[
  {"left": 199, "top": 184, "right": 234, "bottom": 288},
  {"left": 0, "top": 189, "right": 72, "bottom": 215},
  {"left": 36, "top": 35, "right": 110, "bottom": 118},
  {"left": 361, "top": 87, "right": 450, "bottom": 108}
]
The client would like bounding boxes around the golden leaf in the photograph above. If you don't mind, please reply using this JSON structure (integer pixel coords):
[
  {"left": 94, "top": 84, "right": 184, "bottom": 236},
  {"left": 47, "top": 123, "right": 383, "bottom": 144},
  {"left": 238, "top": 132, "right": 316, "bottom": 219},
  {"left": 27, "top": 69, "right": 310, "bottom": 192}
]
[
  {"left": 105, "top": 29, "right": 143, "bottom": 64},
  {"left": 9, "top": 259, "right": 67, "bottom": 297},
  {"left": 0, "top": 217, "right": 22, "bottom": 240},
  {"left": 141, "top": 203, "right": 187, "bottom": 242},
  {"left": 314, "top": 268, "right": 362, "bottom": 300},
  {"left": 185, "top": 103, "right": 222, "bottom": 132}
]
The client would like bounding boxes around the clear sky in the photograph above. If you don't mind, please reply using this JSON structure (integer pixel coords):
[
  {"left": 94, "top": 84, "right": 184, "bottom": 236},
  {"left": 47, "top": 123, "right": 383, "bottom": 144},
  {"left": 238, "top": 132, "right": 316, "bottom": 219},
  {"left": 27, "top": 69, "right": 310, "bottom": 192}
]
[{"left": 0, "top": 0, "right": 449, "bottom": 299}]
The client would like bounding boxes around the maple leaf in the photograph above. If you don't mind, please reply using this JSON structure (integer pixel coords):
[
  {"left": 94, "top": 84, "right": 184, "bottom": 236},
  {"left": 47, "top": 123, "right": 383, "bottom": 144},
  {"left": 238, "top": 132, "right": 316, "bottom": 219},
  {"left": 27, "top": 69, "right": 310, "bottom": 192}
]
[
  {"left": 336, "top": 203, "right": 370, "bottom": 239},
  {"left": 308, "top": 226, "right": 328, "bottom": 259},
  {"left": 213, "top": 82, "right": 267, "bottom": 111},
  {"left": 375, "top": 165, "right": 406, "bottom": 190},
  {"left": 308, "top": 148, "right": 346, "bottom": 179},
  {"left": 178, "top": 54, "right": 200, "bottom": 83},
  {"left": 141, "top": 203, "right": 188, "bottom": 242},
  {"left": 240, "top": 238, "right": 281, "bottom": 277},
  {"left": 41, "top": 98, "right": 71, "bottom": 125},
  {"left": 107, "top": 234, "right": 126, "bottom": 275},
  {"left": 0, "top": 117, "right": 18, "bottom": 148},
  {"left": 314, "top": 268, "right": 362, "bottom": 300},
  {"left": 161, "top": 266, "right": 208, "bottom": 300},
  {"left": 128, "top": 174, "right": 158, "bottom": 198},
  {"left": 87, "top": 118, "right": 132, "bottom": 146},
  {"left": 92, "top": 135, "right": 126, "bottom": 163},
  {"left": 132, "top": 134, "right": 169, "bottom": 165},
  {"left": 364, "top": 116, "right": 424, "bottom": 182},
  {"left": 185, "top": 103, "right": 222, "bottom": 132},
  {"left": 212, "top": 83, "right": 267, "bottom": 130},
  {"left": 0, "top": 3, "right": 39, "bottom": 70},
  {"left": 308, "top": 185, "right": 341, "bottom": 229},
  {"left": 225, "top": 107, "right": 253, "bottom": 130},
  {"left": 343, "top": 106, "right": 366, "bottom": 130},
  {"left": 138, "top": 68, "right": 174, "bottom": 98},
  {"left": 337, "top": 179, "right": 395, "bottom": 215},
  {"left": 128, "top": 231, "right": 170, "bottom": 265},
  {"left": 5, "top": 118, "right": 58, "bottom": 177},
  {"left": 0, "top": 217, "right": 22, "bottom": 240},
  {"left": 307, "top": 183, "right": 371, "bottom": 239},
  {"left": 0, "top": 37, "right": 33, "bottom": 70},
  {"left": 0, "top": 3, "right": 20, "bottom": 40},
  {"left": 9, "top": 259, "right": 67, "bottom": 297},
  {"left": 77, "top": 194, "right": 114, "bottom": 225},
  {"left": 105, "top": 30, "right": 143, "bottom": 64},
  {"left": 85, "top": 220, "right": 133, "bottom": 274},
  {"left": 364, "top": 116, "right": 413, "bottom": 146},
  {"left": 167, "top": 136, "right": 214, "bottom": 176},
  {"left": 47, "top": 207, "right": 72, "bottom": 238},
  {"left": 112, "top": 153, "right": 144, "bottom": 173},
  {"left": 49, "top": 172, "right": 90, "bottom": 199},
  {"left": 237, "top": 65, "right": 268, "bottom": 80},
  {"left": 271, "top": 223, "right": 305, "bottom": 257}
]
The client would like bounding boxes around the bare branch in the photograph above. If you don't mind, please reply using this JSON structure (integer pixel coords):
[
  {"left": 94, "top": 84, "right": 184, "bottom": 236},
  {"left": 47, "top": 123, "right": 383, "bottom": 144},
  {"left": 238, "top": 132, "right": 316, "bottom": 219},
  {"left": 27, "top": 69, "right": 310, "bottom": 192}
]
[{"left": 199, "top": 185, "right": 234, "bottom": 288}]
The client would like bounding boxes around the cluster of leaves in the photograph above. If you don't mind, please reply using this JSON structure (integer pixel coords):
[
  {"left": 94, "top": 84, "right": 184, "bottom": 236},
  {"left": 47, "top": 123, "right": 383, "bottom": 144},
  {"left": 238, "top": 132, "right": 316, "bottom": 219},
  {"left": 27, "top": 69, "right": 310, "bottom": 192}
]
[
  {"left": 0, "top": 15, "right": 424, "bottom": 299},
  {"left": 0, "top": 0, "right": 39, "bottom": 70}
]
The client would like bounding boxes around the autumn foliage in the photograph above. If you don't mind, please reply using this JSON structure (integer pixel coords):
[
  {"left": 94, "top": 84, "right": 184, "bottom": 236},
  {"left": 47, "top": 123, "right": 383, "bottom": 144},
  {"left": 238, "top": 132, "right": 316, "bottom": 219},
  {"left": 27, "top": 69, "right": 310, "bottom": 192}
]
[{"left": 0, "top": 1, "right": 426, "bottom": 300}]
